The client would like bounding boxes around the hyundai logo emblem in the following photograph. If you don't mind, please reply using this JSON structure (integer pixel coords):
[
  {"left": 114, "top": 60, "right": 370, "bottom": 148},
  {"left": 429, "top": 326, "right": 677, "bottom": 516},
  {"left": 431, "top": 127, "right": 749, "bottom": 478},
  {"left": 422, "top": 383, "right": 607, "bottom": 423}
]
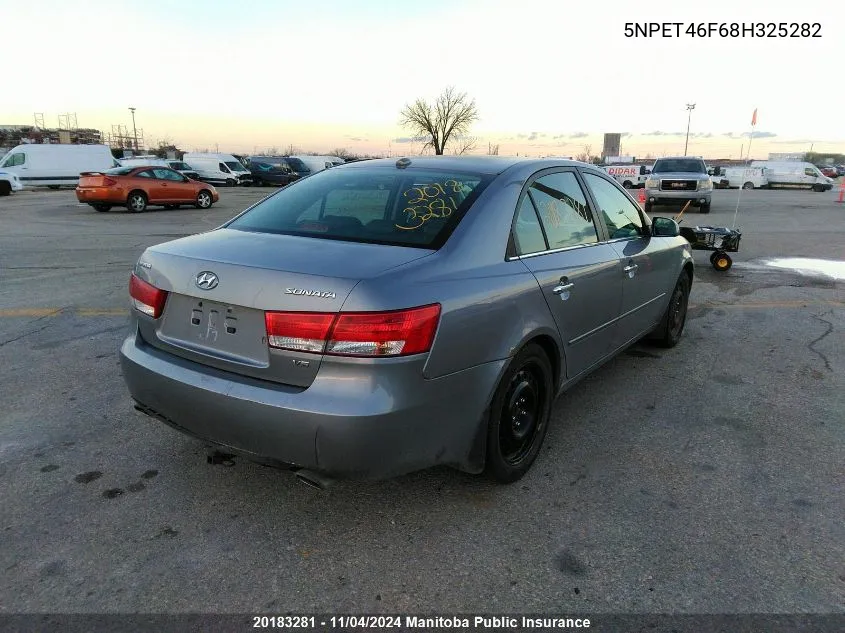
[{"left": 195, "top": 271, "right": 219, "bottom": 290}]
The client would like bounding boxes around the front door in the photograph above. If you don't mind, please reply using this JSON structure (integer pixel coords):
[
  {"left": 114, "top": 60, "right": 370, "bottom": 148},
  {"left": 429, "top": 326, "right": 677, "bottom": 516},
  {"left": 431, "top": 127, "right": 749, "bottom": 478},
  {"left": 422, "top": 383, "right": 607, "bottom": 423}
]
[
  {"left": 513, "top": 170, "right": 623, "bottom": 379},
  {"left": 581, "top": 172, "right": 675, "bottom": 348}
]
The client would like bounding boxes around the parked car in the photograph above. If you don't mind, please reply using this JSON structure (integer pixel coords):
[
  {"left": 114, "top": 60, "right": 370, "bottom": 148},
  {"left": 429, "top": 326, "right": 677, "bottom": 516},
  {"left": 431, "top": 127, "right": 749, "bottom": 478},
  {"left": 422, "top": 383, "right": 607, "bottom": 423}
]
[
  {"left": 246, "top": 157, "right": 301, "bottom": 187},
  {"left": 118, "top": 157, "right": 201, "bottom": 181},
  {"left": 645, "top": 156, "right": 712, "bottom": 213},
  {"left": 182, "top": 153, "right": 253, "bottom": 186},
  {"left": 817, "top": 165, "right": 838, "bottom": 179},
  {"left": 120, "top": 156, "right": 694, "bottom": 487},
  {"left": 0, "top": 169, "right": 24, "bottom": 195},
  {"left": 835, "top": 165, "right": 845, "bottom": 177},
  {"left": 76, "top": 165, "right": 219, "bottom": 212},
  {"left": 0, "top": 143, "right": 119, "bottom": 188}
]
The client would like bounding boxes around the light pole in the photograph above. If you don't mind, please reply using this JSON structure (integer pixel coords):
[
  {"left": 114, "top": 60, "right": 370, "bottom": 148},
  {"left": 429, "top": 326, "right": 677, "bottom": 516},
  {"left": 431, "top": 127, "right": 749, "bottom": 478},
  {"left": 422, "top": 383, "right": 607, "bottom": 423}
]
[
  {"left": 128, "top": 107, "right": 139, "bottom": 151},
  {"left": 684, "top": 103, "right": 696, "bottom": 156}
]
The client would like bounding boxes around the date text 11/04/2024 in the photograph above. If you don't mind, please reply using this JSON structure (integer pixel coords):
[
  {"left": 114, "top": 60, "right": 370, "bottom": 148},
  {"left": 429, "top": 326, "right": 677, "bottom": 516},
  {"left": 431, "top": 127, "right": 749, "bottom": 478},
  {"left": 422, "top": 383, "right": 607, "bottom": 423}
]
[{"left": 624, "top": 22, "right": 822, "bottom": 38}]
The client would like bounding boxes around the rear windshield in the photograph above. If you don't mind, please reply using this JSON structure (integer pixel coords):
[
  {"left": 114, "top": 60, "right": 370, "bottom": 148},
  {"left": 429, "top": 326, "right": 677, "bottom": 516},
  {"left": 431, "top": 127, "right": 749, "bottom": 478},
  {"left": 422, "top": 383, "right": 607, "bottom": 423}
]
[
  {"left": 226, "top": 167, "right": 491, "bottom": 249},
  {"left": 106, "top": 167, "right": 136, "bottom": 175},
  {"left": 653, "top": 159, "right": 706, "bottom": 174}
]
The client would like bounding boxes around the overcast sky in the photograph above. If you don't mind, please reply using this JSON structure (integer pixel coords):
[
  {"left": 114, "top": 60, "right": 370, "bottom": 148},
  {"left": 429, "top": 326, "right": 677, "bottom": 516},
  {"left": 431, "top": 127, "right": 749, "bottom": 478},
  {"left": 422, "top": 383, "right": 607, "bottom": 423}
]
[{"left": 3, "top": 0, "right": 843, "bottom": 157}]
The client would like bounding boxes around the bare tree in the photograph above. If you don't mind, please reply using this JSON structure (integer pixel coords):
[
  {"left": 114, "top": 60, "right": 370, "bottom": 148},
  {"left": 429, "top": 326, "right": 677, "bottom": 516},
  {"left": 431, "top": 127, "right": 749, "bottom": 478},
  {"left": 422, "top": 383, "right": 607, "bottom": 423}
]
[
  {"left": 452, "top": 136, "right": 478, "bottom": 155},
  {"left": 330, "top": 148, "right": 352, "bottom": 160},
  {"left": 399, "top": 86, "right": 479, "bottom": 155},
  {"left": 285, "top": 143, "right": 300, "bottom": 156},
  {"left": 487, "top": 142, "right": 500, "bottom": 156}
]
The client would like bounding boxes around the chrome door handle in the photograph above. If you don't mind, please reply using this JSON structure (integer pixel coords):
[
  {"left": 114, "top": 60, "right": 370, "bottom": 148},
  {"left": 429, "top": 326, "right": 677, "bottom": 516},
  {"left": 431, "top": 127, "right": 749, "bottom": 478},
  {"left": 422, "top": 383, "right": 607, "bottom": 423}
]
[
  {"left": 552, "top": 283, "right": 575, "bottom": 294},
  {"left": 623, "top": 264, "right": 638, "bottom": 273}
]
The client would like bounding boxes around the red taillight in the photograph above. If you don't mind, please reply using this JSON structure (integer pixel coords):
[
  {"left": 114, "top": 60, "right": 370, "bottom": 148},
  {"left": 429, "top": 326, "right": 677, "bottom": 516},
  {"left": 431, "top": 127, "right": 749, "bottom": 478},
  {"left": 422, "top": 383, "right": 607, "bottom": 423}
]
[
  {"left": 129, "top": 273, "right": 168, "bottom": 319},
  {"left": 264, "top": 304, "right": 441, "bottom": 357},
  {"left": 264, "top": 312, "right": 335, "bottom": 353}
]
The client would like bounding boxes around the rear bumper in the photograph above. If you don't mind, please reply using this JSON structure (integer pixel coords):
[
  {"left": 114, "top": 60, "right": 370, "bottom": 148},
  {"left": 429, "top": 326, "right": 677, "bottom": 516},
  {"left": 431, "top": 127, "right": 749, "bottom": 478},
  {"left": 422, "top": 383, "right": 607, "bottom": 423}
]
[
  {"left": 76, "top": 187, "right": 120, "bottom": 202},
  {"left": 120, "top": 331, "right": 505, "bottom": 479}
]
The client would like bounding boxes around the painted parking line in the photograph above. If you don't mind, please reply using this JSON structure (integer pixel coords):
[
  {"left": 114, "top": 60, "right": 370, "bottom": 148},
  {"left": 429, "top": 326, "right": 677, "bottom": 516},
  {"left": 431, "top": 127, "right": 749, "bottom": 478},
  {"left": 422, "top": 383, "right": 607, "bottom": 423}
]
[{"left": 0, "top": 308, "right": 126, "bottom": 318}]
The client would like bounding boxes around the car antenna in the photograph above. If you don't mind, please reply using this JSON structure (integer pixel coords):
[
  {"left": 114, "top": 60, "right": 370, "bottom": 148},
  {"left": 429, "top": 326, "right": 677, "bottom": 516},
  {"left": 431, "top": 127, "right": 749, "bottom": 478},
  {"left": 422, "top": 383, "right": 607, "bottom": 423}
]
[{"left": 395, "top": 158, "right": 412, "bottom": 169}]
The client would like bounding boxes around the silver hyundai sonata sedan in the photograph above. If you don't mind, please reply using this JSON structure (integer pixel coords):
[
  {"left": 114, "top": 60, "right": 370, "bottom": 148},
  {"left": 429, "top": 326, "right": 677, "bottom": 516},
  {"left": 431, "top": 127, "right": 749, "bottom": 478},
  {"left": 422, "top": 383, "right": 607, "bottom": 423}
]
[{"left": 121, "top": 156, "right": 693, "bottom": 486}]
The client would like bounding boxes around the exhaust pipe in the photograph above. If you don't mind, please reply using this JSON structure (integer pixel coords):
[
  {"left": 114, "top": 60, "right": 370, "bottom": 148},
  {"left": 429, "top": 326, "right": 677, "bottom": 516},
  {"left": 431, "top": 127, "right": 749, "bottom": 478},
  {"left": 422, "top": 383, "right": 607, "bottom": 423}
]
[{"left": 295, "top": 469, "right": 335, "bottom": 490}]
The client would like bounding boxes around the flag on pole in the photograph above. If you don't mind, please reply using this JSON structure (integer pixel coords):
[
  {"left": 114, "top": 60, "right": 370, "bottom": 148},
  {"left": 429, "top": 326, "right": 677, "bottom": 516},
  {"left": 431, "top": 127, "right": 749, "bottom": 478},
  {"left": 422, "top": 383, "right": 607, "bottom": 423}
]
[{"left": 751, "top": 108, "right": 757, "bottom": 126}]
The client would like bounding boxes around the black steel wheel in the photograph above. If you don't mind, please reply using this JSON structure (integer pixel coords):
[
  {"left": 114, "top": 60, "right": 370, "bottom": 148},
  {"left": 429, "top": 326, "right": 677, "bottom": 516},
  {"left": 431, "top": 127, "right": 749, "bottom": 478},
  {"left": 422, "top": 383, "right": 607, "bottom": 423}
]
[
  {"left": 650, "top": 273, "right": 690, "bottom": 348},
  {"left": 713, "top": 252, "right": 732, "bottom": 271},
  {"left": 485, "top": 343, "right": 553, "bottom": 483}
]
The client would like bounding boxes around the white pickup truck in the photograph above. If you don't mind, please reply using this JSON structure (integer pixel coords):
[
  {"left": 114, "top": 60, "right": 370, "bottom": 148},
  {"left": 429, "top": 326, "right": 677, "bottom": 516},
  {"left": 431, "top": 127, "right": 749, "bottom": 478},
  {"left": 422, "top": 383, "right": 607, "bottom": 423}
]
[{"left": 0, "top": 170, "right": 24, "bottom": 196}]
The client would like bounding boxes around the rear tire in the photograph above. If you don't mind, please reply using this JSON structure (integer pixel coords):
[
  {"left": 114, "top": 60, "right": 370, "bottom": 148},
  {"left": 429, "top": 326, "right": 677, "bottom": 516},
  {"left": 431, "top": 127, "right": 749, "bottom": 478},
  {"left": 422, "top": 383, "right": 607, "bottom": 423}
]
[
  {"left": 92, "top": 204, "right": 112, "bottom": 212},
  {"left": 195, "top": 190, "right": 213, "bottom": 209},
  {"left": 742, "top": 182, "right": 754, "bottom": 190},
  {"left": 0, "top": 182, "right": 11, "bottom": 196},
  {"left": 650, "top": 273, "right": 690, "bottom": 348},
  {"left": 623, "top": 180, "right": 633, "bottom": 189},
  {"left": 126, "top": 191, "right": 147, "bottom": 213},
  {"left": 485, "top": 343, "right": 554, "bottom": 484}
]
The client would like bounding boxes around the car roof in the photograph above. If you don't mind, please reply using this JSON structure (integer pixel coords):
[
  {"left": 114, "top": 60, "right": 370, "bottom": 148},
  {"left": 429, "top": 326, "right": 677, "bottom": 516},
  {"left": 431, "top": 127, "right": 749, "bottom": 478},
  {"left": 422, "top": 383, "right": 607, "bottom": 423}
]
[
  {"left": 655, "top": 156, "right": 704, "bottom": 160},
  {"left": 338, "top": 155, "right": 596, "bottom": 175}
]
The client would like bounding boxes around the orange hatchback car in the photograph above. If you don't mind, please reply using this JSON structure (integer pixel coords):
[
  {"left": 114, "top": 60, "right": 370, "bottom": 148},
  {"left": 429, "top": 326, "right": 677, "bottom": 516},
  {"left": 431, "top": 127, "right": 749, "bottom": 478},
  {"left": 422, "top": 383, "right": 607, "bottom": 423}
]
[{"left": 76, "top": 166, "right": 219, "bottom": 213}]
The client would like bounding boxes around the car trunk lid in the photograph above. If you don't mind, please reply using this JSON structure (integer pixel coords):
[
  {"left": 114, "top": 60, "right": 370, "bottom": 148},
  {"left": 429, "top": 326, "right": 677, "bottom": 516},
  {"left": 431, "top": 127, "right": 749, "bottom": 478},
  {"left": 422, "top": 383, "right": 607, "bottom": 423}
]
[{"left": 135, "top": 229, "right": 433, "bottom": 387}]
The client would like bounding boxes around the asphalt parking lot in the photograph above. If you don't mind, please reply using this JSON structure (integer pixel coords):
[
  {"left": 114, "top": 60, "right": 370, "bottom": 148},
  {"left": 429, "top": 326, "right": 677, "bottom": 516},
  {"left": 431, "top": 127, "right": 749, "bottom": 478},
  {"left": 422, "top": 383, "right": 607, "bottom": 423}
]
[{"left": 0, "top": 186, "right": 843, "bottom": 614}]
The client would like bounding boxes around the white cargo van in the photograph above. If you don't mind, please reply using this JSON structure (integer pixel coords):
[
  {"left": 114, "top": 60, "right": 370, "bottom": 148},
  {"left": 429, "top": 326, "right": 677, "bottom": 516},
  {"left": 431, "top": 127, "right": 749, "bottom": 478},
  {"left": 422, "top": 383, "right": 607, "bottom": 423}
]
[
  {"left": 0, "top": 144, "right": 119, "bottom": 188},
  {"left": 602, "top": 164, "right": 649, "bottom": 189},
  {"left": 750, "top": 161, "right": 833, "bottom": 191},
  {"left": 182, "top": 153, "right": 253, "bottom": 186},
  {"left": 723, "top": 167, "right": 768, "bottom": 189}
]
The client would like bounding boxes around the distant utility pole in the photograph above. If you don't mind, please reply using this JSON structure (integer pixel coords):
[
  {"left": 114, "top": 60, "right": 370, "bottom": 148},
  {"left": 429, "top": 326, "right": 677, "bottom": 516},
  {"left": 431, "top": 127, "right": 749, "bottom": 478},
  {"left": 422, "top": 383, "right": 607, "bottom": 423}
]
[
  {"left": 128, "top": 107, "right": 139, "bottom": 150},
  {"left": 684, "top": 103, "right": 696, "bottom": 156}
]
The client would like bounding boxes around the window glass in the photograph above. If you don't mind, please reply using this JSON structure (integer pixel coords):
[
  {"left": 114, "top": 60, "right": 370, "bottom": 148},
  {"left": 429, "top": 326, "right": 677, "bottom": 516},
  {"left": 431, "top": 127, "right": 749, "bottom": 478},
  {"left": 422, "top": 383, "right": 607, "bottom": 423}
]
[
  {"left": 513, "top": 197, "right": 547, "bottom": 255},
  {"left": 152, "top": 168, "right": 172, "bottom": 180},
  {"left": 164, "top": 169, "right": 185, "bottom": 181},
  {"left": 219, "top": 163, "right": 230, "bottom": 172},
  {"left": 135, "top": 170, "right": 154, "bottom": 179},
  {"left": 582, "top": 173, "right": 645, "bottom": 240},
  {"left": 227, "top": 168, "right": 489, "bottom": 248},
  {"left": 2, "top": 153, "right": 25, "bottom": 167},
  {"left": 528, "top": 172, "right": 598, "bottom": 249}
]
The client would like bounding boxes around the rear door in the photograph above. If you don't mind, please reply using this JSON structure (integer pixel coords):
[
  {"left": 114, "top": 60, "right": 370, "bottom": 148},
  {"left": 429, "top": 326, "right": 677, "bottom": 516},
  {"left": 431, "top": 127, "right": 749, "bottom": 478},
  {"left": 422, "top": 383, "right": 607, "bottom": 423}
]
[
  {"left": 581, "top": 171, "right": 676, "bottom": 348},
  {"left": 515, "top": 169, "right": 623, "bottom": 378}
]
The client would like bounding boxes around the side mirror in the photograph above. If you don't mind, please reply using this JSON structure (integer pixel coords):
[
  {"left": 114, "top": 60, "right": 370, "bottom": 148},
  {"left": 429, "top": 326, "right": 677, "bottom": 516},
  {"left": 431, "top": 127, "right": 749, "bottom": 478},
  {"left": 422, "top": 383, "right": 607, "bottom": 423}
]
[{"left": 652, "top": 216, "right": 680, "bottom": 237}]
